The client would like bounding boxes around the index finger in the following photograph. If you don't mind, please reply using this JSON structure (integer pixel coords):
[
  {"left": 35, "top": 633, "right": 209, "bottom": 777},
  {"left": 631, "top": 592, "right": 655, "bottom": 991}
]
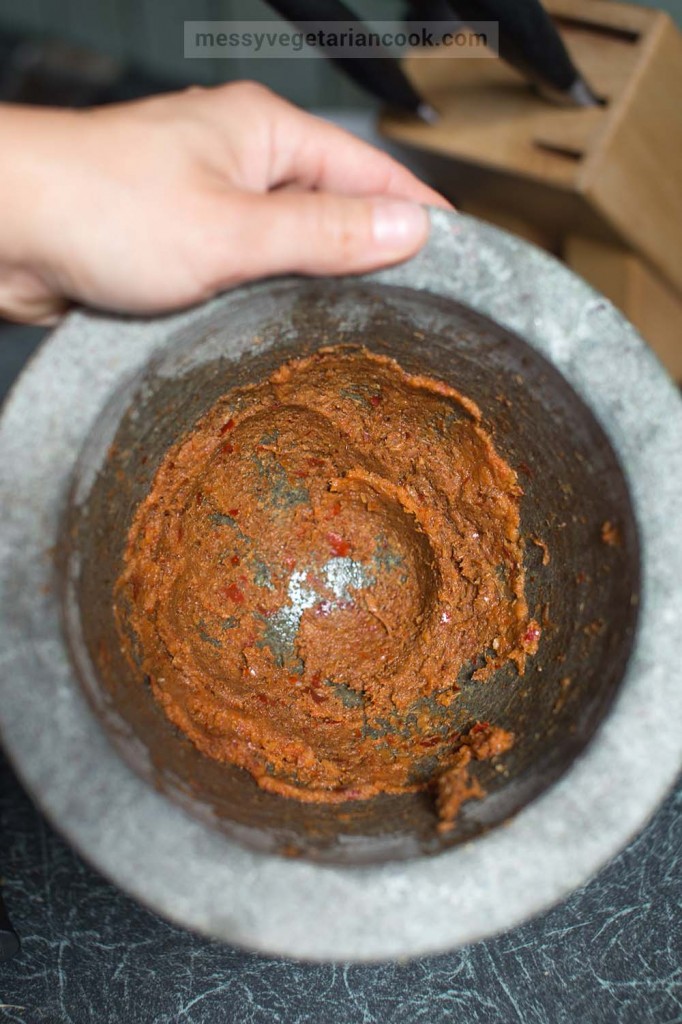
[{"left": 267, "top": 95, "right": 453, "bottom": 209}]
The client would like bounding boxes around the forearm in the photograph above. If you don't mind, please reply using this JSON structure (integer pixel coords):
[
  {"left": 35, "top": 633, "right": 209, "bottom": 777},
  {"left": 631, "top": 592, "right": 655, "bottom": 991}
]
[
  {"left": 1, "top": 105, "right": 80, "bottom": 256},
  {"left": 0, "top": 104, "right": 84, "bottom": 320}
]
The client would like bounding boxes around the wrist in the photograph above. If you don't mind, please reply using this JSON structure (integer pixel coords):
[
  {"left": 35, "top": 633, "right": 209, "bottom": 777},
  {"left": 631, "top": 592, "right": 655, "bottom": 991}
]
[
  {"left": 0, "top": 104, "right": 86, "bottom": 265},
  {"left": 0, "top": 104, "right": 91, "bottom": 319},
  {"left": 0, "top": 105, "right": 88, "bottom": 321}
]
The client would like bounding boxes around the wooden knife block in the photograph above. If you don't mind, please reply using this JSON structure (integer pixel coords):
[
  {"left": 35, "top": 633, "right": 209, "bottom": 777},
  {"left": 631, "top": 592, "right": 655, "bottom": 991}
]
[{"left": 381, "top": 0, "right": 682, "bottom": 379}]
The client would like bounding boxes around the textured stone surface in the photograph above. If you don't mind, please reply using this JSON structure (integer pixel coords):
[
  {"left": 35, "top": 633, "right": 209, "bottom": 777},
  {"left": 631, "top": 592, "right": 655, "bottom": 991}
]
[
  {"left": 1, "top": 254, "right": 682, "bottom": 1015},
  {"left": 0, "top": 752, "right": 680, "bottom": 1024},
  {"left": 1, "top": 300, "right": 681, "bottom": 1021}
]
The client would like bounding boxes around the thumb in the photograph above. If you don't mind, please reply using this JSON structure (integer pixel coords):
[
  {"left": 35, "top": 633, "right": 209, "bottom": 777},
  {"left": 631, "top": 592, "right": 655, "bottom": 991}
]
[{"left": 224, "top": 191, "right": 431, "bottom": 281}]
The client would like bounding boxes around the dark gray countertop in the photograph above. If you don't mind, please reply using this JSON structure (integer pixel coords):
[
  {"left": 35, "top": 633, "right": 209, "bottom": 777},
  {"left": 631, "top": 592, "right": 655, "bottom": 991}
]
[{"left": 1, "top": 323, "right": 680, "bottom": 1024}]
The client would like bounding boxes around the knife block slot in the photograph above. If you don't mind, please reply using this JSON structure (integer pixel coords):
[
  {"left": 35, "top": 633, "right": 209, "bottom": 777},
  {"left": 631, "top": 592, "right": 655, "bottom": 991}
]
[
  {"left": 552, "top": 15, "right": 640, "bottom": 43},
  {"left": 532, "top": 139, "right": 584, "bottom": 161}
]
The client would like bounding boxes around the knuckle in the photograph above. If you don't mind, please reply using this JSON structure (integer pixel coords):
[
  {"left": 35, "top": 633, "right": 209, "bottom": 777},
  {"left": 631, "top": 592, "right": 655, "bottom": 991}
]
[
  {"left": 187, "top": 208, "right": 243, "bottom": 294},
  {"left": 315, "top": 198, "right": 367, "bottom": 262},
  {"left": 223, "top": 80, "right": 274, "bottom": 106}
]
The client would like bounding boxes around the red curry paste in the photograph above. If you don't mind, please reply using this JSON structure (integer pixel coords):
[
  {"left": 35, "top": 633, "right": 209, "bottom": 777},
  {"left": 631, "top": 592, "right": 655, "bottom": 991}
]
[{"left": 115, "top": 348, "right": 539, "bottom": 828}]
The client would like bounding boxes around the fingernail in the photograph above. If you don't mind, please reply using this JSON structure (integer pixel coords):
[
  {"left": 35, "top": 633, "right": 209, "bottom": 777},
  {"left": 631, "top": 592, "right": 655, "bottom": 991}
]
[{"left": 371, "top": 200, "right": 429, "bottom": 251}]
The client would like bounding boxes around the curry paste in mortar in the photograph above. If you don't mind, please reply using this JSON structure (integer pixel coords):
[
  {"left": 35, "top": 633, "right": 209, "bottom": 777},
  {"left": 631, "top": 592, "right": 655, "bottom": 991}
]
[{"left": 115, "top": 347, "right": 539, "bottom": 828}]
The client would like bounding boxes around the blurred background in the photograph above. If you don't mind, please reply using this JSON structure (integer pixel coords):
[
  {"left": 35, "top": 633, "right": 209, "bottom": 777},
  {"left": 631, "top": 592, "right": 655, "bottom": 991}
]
[
  {"left": 0, "top": 0, "right": 679, "bottom": 108},
  {"left": 0, "top": 0, "right": 421, "bottom": 107}
]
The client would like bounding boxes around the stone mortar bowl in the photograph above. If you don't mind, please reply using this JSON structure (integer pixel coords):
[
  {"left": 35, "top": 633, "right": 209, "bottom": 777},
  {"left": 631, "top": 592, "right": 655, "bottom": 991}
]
[{"left": 1, "top": 211, "right": 681, "bottom": 961}]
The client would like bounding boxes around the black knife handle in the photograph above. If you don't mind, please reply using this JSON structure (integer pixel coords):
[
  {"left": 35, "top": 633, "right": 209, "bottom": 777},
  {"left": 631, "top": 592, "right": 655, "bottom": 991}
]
[
  {"left": 412, "top": 0, "right": 601, "bottom": 106},
  {"left": 266, "top": 0, "right": 437, "bottom": 119}
]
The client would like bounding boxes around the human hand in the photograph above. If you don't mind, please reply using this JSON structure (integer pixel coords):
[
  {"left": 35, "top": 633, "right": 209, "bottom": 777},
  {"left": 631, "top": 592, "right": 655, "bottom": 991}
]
[{"left": 0, "top": 82, "right": 451, "bottom": 324}]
